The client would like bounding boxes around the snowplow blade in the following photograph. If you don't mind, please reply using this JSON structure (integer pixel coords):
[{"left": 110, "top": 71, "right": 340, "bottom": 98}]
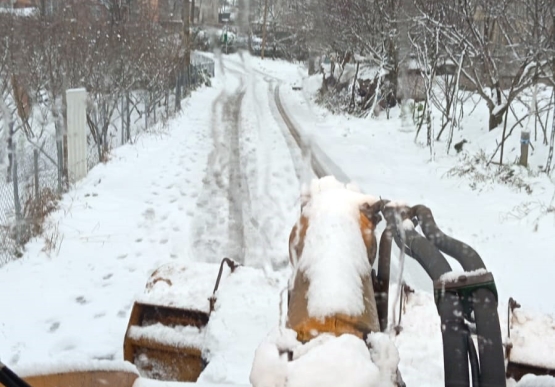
[
  {"left": 23, "top": 370, "right": 139, "bottom": 387},
  {"left": 506, "top": 361, "right": 555, "bottom": 381},
  {"left": 505, "top": 298, "right": 555, "bottom": 382},
  {"left": 123, "top": 258, "right": 239, "bottom": 382},
  {"left": 123, "top": 301, "right": 208, "bottom": 381}
]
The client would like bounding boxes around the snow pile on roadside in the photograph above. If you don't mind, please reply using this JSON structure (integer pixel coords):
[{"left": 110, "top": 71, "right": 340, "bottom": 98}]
[
  {"left": 294, "top": 176, "right": 379, "bottom": 318},
  {"left": 250, "top": 328, "right": 400, "bottom": 387}
]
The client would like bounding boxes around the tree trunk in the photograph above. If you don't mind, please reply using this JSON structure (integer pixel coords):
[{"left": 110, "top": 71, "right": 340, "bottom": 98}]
[
  {"left": 489, "top": 105, "right": 507, "bottom": 130},
  {"left": 260, "top": 0, "right": 269, "bottom": 59},
  {"left": 350, "top": 62, "right": 360, "bottom": 111}
]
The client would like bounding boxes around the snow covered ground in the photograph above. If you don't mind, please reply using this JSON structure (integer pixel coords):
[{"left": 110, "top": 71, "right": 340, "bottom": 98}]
[{"left": 0, "top": 51, "right": 554, "bottom": 387}]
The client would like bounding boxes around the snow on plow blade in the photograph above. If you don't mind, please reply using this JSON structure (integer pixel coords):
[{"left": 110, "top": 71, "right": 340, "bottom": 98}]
[
  {"left": 1, "top": 360, "right": 139, "bottom": 387},
  {"left": 505, "top": 298, "right": 555, "bottom": 382},
  {"left": 123, "top": 258, "right": 239, "bottom": 382},
  {"left": 23, "top": 369, "right": 139, "bottom": 387}
]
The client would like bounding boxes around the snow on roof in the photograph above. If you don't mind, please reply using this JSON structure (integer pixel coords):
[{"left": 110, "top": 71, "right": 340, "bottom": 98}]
[
  {"left": 13, "top": 360, "right": 139, "bottom": 378},
  {"left": 296, "top": 176, "right": 379, "bottom": 318},
  {"left": 136, "top": 262, "right": 219, "bottom": 313}
]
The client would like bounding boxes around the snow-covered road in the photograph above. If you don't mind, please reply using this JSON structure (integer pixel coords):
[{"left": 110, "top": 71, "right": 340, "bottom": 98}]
[{"left": 190, "top": 53, "right": 306, "bottom": 270}]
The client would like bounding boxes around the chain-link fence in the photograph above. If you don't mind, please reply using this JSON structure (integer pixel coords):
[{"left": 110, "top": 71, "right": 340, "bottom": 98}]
[{"left": 0, "top": 55, "right": 215, "bottom": 267}]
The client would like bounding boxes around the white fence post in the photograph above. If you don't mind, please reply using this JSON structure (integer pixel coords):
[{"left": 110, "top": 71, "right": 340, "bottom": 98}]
[{"left": 66, "top": 88, "right": 87, "bottom": 183}]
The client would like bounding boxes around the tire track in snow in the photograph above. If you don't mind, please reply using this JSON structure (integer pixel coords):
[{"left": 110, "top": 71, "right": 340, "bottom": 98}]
[
  {"left": 225, "top": 81, "right": 248, "bottom": 262},
  {"left": 230, "top": 56, "right": 300, "bottom": 270},
  {"left": 191, "top": 69, "right": 248, "bottom": 263},
  {"left": 193, "top": 56, "right": 302, "bottom": 269}
]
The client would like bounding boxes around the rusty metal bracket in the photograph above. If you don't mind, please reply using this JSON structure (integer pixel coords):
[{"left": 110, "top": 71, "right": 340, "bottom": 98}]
[{"left": 208, "top": 257, "right": 241, "bottom": 313}]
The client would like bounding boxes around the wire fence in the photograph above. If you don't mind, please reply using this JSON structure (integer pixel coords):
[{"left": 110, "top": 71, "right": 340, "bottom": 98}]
[{"left": 0, "top": 56, "right": 215, "bottom": 266}]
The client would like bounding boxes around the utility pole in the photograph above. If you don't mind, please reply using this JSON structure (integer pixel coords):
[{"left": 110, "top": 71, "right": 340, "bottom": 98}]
[{"left": 260, "top": 0, "right": 269, "bottom": 59}]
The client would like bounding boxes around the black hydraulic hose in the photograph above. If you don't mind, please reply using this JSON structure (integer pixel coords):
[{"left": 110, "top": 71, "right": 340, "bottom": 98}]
[
  {"left": 382, "top": 205, "right": 452, "bottom": 278},
  {"left": 412, "top": 205, "right": 506, "bottom": 387},
  {"left": 467, "top": 331, "right": 481, "bottom": 387},
  {"left": 473, "top": 288, "right": 507, "bottom": 387},
  {"left": 377, "top": 228, "right": 392, "bottom": 332},
  {"left": 411, "top": 205, "right": 486, "bottom": 271},
  {"left": 393, "top": 227, "right": 453, "bottom": 279},
  {"left": 383, "top": 208, "right": 469, "bottom": 387},
  {"left": 0, "top": 371, "right": 19, "bottom": 387},
  {"left": 0, "top": 362, "right": 32, "bottom": 387},
  {"left": 437, "top": 291, "right": 471, "bottom": 387}
]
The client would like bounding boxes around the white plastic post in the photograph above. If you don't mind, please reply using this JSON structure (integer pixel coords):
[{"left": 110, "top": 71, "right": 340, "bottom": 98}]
[{"left": 66, "top": 88, "right": 88, "bottom": 183}]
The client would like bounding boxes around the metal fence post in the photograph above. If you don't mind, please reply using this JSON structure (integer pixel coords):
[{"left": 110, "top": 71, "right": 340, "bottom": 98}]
[{"left": 12, "top": 144, "right": 22, "bottom": 246}]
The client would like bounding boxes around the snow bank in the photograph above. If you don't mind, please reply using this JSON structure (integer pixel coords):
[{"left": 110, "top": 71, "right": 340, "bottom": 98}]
[
  {"left": 250, "top": 328, "right": 399, "bottom": 387},
  {"left": 366, "top": 332, "right": 402, "bottom": 386},
  {"left": 136, "top": 262, "right": 219, "bottom": 313},
  {"left": 13, "top": 360, "right": 138, "bottom": 378},
  {"left": 295, "top": 176, "right": 379, "bottom": 318},
  {"left": 128, "top": 323, "right": 205, "bottom": 350},
  {"left": 287, "top": 334, "right": 380, "bottom": 387}
]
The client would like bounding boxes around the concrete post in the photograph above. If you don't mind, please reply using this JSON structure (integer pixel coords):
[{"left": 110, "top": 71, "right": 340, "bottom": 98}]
[
  {"left": 520, "top": 131, "right": 530, "bottom": 167},
  {"left": 66, "top": 88, "right": 88, "bottom": 183}
]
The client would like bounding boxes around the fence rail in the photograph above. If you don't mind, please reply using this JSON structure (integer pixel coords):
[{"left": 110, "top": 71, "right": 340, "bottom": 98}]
[{"left": 0, "top": 54, "right": 215, "bottom": 266}]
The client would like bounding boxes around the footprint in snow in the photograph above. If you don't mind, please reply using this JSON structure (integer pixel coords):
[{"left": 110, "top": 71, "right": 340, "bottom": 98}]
[
  {"left": 75, "top": 296, "right": 88, "bottom": 305},
  {"left": 169, "top": 198, "right": 177, "bottom": 204},
  {"left": 117, "top": 310, "right": 127, "bottom": 318},
  {"left": 117, "top": 253, "right": 128, "bottom": 259},
  {"left": 143, "top": 208, "right": 155, "bottom": 220},
  {"left": 48, "top": 322, "right": 61, "bottom": 333},
  {"left": 103, "top": 273, "right": 113, "bottom": 280},
  {"left": 135, "top": 238, "right": 142, "bottom": 243},
  {"left": 159, "top": 239, "right": 168, "bottom": 244}
]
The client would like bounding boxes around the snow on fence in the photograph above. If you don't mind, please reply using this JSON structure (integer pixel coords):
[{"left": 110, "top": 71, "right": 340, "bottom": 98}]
[{"left": 0, "top": 55, "right": 215, "bottom": 266}]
